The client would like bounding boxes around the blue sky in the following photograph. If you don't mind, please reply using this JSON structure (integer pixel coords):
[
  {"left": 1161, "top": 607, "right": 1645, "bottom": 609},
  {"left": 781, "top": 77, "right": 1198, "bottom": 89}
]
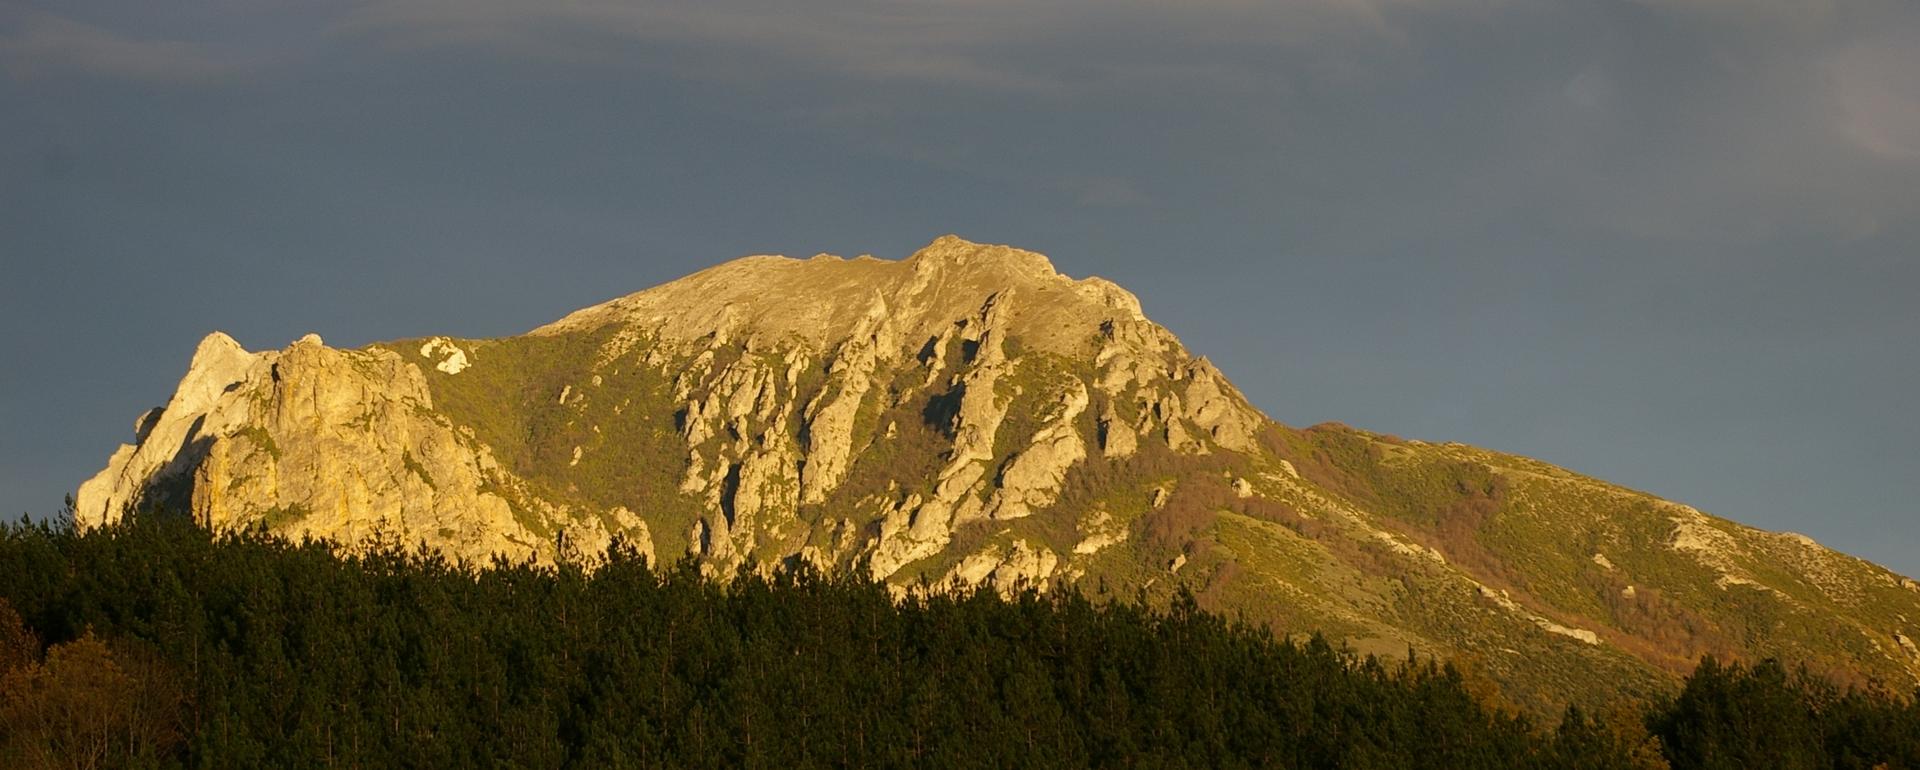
[{"left": 3, "top": 0, "right": 1917, "bottom": 573}]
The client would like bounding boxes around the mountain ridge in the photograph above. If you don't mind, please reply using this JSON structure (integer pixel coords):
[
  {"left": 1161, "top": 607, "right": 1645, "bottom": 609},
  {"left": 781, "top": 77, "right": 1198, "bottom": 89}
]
[
  {"left": 74, "top": 235, "right": 1920, "bottom": 714},
  {"left": 535, "top": 234, "right": 1154, "bottom": 358}
]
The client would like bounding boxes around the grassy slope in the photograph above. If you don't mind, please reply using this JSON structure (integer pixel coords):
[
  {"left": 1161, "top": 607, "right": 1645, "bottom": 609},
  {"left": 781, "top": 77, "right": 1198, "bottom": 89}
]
[
  {"left": 372, "top": 329, "right": 1920, "bottom": 716},
  {"left": 1258, "top": 423, "right": 1920, "bottom": 711}
]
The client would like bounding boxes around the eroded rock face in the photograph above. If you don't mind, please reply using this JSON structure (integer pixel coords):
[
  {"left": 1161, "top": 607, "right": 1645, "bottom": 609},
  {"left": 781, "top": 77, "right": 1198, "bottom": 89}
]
[
  {"left": 942, "top": 539, "right": 1060, "bottom": 594},
  {"left": 986, "top": 379, "right": 1089, "bottom": 520},
  {"left": 799, "top": 297, "right": 896, "bottom": 505},
  {"left": 1073, "top": 509, "right": 1129, "bottom": 555},
  {"left": 81, "top": 236, "right": 1268, "bottom": 577},
  {"left": 77, "top": 331, "right": 259, "bottom": 527},
  {"left": 1179, "top": 359, "right": 1260, "bottom": 453},
  {"left": 73, "top": 234, "right": 1920, "bottom": 711},
  {"left": 623, "top": 239, "right": 1261, "bottom": 578},
  {"left": 78, "top": 332, "right": 590, "bottom": 562}
]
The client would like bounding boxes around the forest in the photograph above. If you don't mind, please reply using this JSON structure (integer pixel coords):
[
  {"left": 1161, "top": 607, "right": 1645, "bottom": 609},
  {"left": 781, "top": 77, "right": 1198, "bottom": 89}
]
[{"left": 2, "top": 512, "right": 1917, "bottom": 769}]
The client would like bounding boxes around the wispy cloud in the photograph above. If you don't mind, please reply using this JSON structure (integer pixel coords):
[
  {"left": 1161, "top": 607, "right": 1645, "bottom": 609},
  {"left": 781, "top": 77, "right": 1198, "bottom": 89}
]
[
  {"left": 4, "top": 0, "right": 1915, "bottom": 243},
  {"left": 331, "top": 0, "right": 1508, "bottom": 92},
  {"left": 333, "top": 1, "right": 1072, "bottom": 91},
  {"left": 1828, "top": 36, "right": 1920, "bottom": 161},
  {"left": 0, "top": 8, "right": 236, "bottom": 84}
]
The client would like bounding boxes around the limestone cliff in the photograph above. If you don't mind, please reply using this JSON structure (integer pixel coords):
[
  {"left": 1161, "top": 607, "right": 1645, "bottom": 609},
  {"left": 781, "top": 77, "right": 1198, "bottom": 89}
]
[
  {"left": 77, "top": 235, "right": 1920, "bottom": 714},
  {"left": 76, "top": 332, "right": 649, "bottom": 565}
]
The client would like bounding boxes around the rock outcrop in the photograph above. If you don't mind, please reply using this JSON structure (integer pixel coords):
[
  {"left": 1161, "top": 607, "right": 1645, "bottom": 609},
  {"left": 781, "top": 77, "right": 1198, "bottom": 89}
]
[
  {"left": 76, "top": 234, "right": 1920, "bottom": 712},
  {"left": 78, "top": 333, "right": 633, "bottom": 563}
]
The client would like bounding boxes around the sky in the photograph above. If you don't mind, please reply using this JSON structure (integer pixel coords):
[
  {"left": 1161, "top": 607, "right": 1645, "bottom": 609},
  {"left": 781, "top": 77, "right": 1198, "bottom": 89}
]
[{"left": 2, "top": 0, "right": 1916, "bottom": 574}]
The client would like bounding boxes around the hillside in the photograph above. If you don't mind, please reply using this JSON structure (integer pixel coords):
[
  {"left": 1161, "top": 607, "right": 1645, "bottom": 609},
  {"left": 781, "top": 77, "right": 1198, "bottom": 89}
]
[{"left": 73, "top": 235, "right": 1920, "bottom": 712}]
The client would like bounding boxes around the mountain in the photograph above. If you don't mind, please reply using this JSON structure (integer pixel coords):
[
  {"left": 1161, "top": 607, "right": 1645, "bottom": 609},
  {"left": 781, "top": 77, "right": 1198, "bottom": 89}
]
[{"left": 75, "top": 235, "right": 1920, "bottom": 712}]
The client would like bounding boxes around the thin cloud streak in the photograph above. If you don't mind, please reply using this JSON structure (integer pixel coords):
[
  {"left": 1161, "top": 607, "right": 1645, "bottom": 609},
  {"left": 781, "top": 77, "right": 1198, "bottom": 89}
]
[
  {"left": 0, "top": 8, "right": 236, "bottom": 83},
  {"left": 324, "top": 0, "right": 1920, "bottom": 246},
  {"left": 1828, "top": 36, "right": 1920, "bottom": 161},
  {"left": 330, "top": 0, "right": 1512, "bottom": 91}
]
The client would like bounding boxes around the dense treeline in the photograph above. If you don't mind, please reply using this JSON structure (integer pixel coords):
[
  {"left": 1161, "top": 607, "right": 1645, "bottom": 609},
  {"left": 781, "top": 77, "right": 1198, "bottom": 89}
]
[
  {"left": 0, "top": 514, "right": 1914, "bottom": 768},
  {"left": 1649, "top": 657, "right": 1920, "bottom": 769}
]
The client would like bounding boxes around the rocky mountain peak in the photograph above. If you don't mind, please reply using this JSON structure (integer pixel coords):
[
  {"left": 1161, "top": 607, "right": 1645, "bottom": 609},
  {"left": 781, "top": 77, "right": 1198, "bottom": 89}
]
[
  {"left": 78, "top": 237, "right": 1269, "bottom": 574},
  {"left": 905, "top": 234, "right": 1060, "bottom": 283},
  {"left": 73, "top": 236, "right": 1920, "bottom": 713},
  {"left": 536, "top": 235, "right": 1148, "bottom": 359}
]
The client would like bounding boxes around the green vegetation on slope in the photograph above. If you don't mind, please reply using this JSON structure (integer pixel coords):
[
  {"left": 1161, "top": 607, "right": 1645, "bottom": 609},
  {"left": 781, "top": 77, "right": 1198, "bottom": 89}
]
[
  {"left": 7, "top": 514, "right": 1919, "bottom": 768},
  {"left": 360, "top": 331, "right": 1920, "bottom": 726},
  {"left": 0, "top": 513, "right": 1660, "bottom": 769},
  {"left": 1261, "top": 422, "right": 1920, "bottom": 707},
  {"left": 380, "top": 330, "right": 703, "bottom": 553}
]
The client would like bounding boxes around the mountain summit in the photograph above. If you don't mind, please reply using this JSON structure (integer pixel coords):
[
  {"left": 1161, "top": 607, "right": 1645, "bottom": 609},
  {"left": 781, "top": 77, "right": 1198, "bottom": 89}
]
[{"left": 76, "top": 236, "right": 1920, "bottom": 712}]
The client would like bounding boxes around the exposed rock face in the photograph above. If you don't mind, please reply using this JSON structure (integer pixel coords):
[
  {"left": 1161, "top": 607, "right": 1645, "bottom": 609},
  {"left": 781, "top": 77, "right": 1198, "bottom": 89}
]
[
  {"left": 80, "top": 237, "right": 1265, "bottom": 571},
  {"left": 942, "top": 539, "right": 1060, "bottom": 593},
  {"left": 78, "top": 334, "right": 631, "bottom": 563},
  {"left": 1478, "top": 586, "right": 1601, "bottom": 645},
  {"left": 419, "top": 337, "right": 469, "bottom": 374},
  {"left": 798, "top": 298, "right": 893, "bottom": 505},
  {"left": 1177, "top": 359, "right": 1261, "bottom": 453},
  {"left": 78, "top": 332, "right": 259, "bottom": 527},
  {"left": 77, "top": 234, "right": 1920, "bottom": 712},
  {"left": 1073, "top": 509, "right": 1129, "bottom": 555},
  {"left": 986, "top": 379, "right": 1088, "bottom": 520}
]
